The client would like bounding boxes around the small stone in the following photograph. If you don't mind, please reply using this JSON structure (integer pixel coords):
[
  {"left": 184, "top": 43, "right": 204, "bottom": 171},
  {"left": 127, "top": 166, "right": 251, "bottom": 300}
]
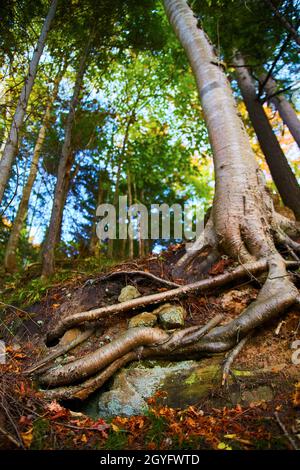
[
  {"left": 98, "top": 384, "right": 147, "bottom": 419},
  {"left": 153, "top": 303, "right": 186, "bottom": 329},
  {"left": 128, "top": 312, "right": 157, "bottom": 329},
  {"left": 118, "top": 285, "right": 141, "bottom": 303},
  {"left": 98, "top": 341, "right": 105, "bottom": 347},
  {"left": 104, "top": 335, "right": 111, "bottom": 342},
  {"left": 242, "top": 386, "right": 273, "bottom": 405}
]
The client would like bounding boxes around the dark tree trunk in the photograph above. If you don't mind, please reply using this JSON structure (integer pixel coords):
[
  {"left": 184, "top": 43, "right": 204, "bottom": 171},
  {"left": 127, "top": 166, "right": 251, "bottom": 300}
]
[
  {"left": 42, "top": 43, "right": 90, "bottom": 277},
  {"left": 234, "top": 53, "right": 300, "bottom": 221},
  {"left": 89, "top": 169, "right": 108, "bottom": 256},
  {"left": 261, "top": 74, "right": 300, "bottom": 149}
]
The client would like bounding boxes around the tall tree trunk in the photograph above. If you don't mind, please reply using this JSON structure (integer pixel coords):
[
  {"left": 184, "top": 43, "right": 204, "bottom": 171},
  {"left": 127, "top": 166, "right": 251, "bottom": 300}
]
[
  {"left": 138, "top": 189, "right": 145, "bottom": 258},
  {"left": 0, "top": 0, "right": 58, "bottom": 204},
  {"left": 37, "top": 0, "right": 300, "bottom": 396},
  {"left": 0, "top": 60, "right": 13, "bottom": 160},
  {"left": 127, "top": 166, "right": 134, "bottom": 259},
  {"left": 89, "top": 169, "right": 107, "bottom": 256},
  {"left": 4, "top": 66, "right": 65, "bottom": 272},
  {"left": 55, "top": 151, "right": 76, "bottom": 245},
  {"left": 42, "top": 43, "right": 90, "bottom": 277},
  {"left": 233, "top": 53, "right": 300, "bottom": 221},
  {"left": 107, "top": 115, "right": 133, "bottom": 258},
  {"left": 107, "top": 161, "right": 121, "bottom": 259},
  {"left": 261, "top": 74, "right": 300, "bottom": 149}
]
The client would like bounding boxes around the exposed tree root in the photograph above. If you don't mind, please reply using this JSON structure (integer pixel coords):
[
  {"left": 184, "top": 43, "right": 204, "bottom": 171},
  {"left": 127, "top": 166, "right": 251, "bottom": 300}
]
[
  {"left": 91, "top": 270, "right": 180, "bottom": 288},
  {"left": 47, "top": 259, "right": 299, "bottom": 344},
  {"left": 179, "top": 255, "right": 299, "bottom": 352},
  {"left": 222, "top": 333, "right": 252, "bottom": 386},
  {"left": 39, "top": 254, "right": 299, "bottom": 390},
  {"left": 42, "top": 317, "right": 222, "bottom": 389},
  {"left": 40, "top": 327, "right": 169, "bottom": 387},
  {"left": 275, "top": 213, "right": 300, "bottom": 239},
  {"left": 41, "top": 352, "right": 138, "bottom": 401},
  {"left": 40, "top": 315, "right": 223, "bottom": 400},
  {"left": 172, "top": 217, "right": 220, "bottom": 280},
  {"left": 35, "top": 246, "right": 300, "bottom": 400},
  {"left": 25, "top": 329, "right": 94, "bottom": 375}
]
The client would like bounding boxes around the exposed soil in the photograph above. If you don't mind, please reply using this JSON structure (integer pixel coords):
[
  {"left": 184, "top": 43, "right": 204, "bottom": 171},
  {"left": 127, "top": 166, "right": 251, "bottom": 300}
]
[{"left": 0, "top": 248, "right": 299, "bottom": 450}]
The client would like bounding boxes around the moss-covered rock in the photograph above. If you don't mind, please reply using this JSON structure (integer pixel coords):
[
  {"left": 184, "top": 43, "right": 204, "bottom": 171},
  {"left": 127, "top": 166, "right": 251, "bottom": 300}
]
[
  {"left": 118, "top": 285, "right": 141, "bottom": 303},
  {"left": 128, "top": 312, "right": 157, "bottom": 328},
  {"left": 96, "top": 358, "right": 222, "bottom": 419},
  {"left": 153, "top": 303, "right": 186, "bottom": 329}
]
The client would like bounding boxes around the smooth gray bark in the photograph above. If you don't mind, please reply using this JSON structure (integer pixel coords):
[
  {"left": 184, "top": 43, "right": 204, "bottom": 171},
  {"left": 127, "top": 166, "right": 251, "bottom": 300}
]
[{"left": 0, "top": 0, "right": 58, "bottom": 204}]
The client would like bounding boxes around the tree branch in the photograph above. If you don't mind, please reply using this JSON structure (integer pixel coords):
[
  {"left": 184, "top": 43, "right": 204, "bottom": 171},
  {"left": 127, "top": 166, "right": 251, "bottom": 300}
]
[{"left": 263, "top": 0, "right": 300, "bottom": 46}]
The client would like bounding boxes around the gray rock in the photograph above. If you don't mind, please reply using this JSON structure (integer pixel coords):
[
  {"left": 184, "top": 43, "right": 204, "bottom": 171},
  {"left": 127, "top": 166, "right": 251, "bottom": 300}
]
[
  {"left": 96, "top": 358, "right": 221, "bottom": 419},
  {"left": 242, "top": 386, "right": 273, "bottom": 404},
  {"left": 128, "top": 312, "right": 157, "bottom": 329},
  {"left": 229, "top": 384, "right": 274, "bottom": 407},
  {"left": 153, "top": 303, "right": 186, "bottom": 329},
  {"left": 98, "top": 380, "right": 148, "bottom": 418},
  {"left": 118, "top": 285, "right": 141, "bottom": 303}
]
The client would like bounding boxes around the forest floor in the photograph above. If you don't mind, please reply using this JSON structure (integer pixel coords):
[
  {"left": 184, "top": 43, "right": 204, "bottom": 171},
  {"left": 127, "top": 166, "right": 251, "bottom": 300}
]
[{"left": 0, "top": 247, "right": 299, "bottom": 450}]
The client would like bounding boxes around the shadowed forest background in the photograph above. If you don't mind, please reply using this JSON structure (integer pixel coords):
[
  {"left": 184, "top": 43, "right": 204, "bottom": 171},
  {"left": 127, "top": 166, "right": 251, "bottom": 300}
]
[{"left": 0, "top": 0, "right": 299, "bottom": 452}]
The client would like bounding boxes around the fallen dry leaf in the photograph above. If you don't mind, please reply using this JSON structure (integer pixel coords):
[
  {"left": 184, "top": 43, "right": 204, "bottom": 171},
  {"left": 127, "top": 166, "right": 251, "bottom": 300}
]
[{"left": 21, "top": 428, "right": 33, "bottom": 448}]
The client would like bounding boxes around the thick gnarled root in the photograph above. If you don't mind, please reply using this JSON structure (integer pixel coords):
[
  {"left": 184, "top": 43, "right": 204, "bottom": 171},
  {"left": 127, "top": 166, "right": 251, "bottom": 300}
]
[
  {"left": 37, "top": 255, "right": 299, "bottom": 400},
  {"left": 40, "top": 327, "right": 169, "bottom": 387},
  {"left": 172, "top": 217, "right": 220, "bottom": 280},
  {"left": 40, "top": 316, "right": 224, "bottom": 389},
  {"left": 47, "top": 258, "right": 300, "bottom": 344}
]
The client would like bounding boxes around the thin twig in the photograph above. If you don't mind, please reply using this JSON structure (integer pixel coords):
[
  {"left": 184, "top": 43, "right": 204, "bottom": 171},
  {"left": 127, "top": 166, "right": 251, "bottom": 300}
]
[
  {"left": 53, "top": 421, "right": 109, "bottom": 432},
  {"left": 274, "top": 411, "right": 299, "bottom": 450},
  {"left": 0, "top": 424, "right": 22, "bottom": 448},
  {"left": 90, "top": 269, "right": 180, "bottom": 288},
  {"left": 257, "top": 35, "right": 291, "bottom": 99}
]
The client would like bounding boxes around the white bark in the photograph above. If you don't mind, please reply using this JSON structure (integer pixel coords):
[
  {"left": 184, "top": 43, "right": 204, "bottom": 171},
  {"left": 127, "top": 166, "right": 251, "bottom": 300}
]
[
  {"left": 0, "top": 0, "right": 58, "bottom": 204},
  {"left": 163, "top": 0, "right": 273, "bottom": 260},
  {"left": 4, "top": 67, "right": 65, "bottom": 272}
]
